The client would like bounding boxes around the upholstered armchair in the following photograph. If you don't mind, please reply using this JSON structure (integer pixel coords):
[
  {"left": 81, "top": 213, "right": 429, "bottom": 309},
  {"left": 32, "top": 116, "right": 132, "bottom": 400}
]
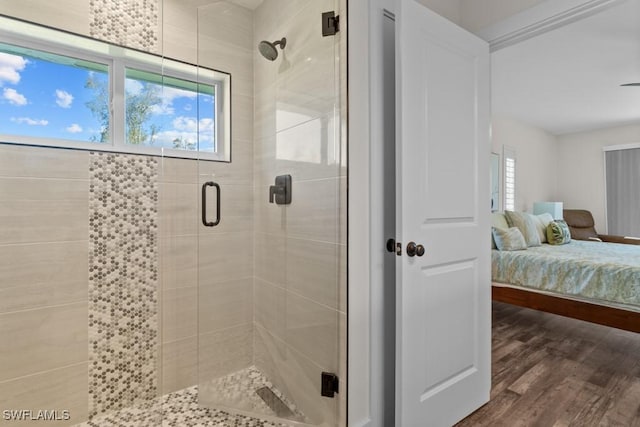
[{"left": 563, "top": 209, "right": 640, "bottom": 245}]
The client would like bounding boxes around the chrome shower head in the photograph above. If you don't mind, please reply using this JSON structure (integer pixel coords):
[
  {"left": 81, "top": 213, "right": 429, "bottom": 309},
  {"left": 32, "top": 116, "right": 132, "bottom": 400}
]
[{"left": 258, "top": 37, "right": 286, "bottom": 61}]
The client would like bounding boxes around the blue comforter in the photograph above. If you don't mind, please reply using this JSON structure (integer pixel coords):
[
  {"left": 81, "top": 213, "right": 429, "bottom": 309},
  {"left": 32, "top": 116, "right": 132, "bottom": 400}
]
[{"left": 492, "top": 240, "right": 640, "bottom": 307}]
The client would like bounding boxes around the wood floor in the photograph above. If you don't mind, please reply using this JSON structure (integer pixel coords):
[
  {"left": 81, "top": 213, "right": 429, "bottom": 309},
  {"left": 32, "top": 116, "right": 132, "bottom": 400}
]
[{"left": 457, "top": 302, "right": 640, "bottom": 427}]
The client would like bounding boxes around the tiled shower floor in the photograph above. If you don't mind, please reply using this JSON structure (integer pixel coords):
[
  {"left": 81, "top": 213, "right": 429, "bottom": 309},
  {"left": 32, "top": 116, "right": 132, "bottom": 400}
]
[
  {"left": 73, "top": 367, "right": 305, "bottom": 427},
  {"left": 200, "top": 366, "right": 306, "bottom": 423}
]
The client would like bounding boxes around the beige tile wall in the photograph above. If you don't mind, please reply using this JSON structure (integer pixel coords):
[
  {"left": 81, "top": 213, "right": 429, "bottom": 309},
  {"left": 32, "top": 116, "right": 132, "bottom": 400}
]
[
  {"left": 0, "top": 0, "right": 257, "bottom": 415},
  {"left": 253, "top": 0, "right": 347, "bottom": 425},
  {"left": 0, "top": 364, "right": 89, "bottom": 427},
  {"left": 0, "top": 0, "right": 89, "bottom": 36},
  {"left": 0, "top": 144, "right": 89, "bottom": 427}
]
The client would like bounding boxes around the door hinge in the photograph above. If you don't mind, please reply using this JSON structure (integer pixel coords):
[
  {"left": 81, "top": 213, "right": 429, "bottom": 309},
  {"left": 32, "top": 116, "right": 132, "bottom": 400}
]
[
  {"left": 322, "top": 11, "right": 339, "bottom": 36},
  {"left": 321, "top": 372, "right": 339, "bottom": 398}
]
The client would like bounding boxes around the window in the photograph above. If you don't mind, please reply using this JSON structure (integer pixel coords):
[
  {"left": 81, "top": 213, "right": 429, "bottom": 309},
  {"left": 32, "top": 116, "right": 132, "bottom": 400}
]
[
  {"left": 490, "top": 152, "right": 500, "bottom": 212},
  {"left": 0, "top": 16, "right": 230, "bottom": 161},
  {"left": 0, "top": 43, "right": 109, "bottom": 143},
  {"left": 604, "top": 145, "right": 640, "bottom": 237},
  {"left": 124, "top": 69, "right": 217, "bottom": 153},
  {"left": 503, "top": 146, "right": 516, "bottom": 211}
]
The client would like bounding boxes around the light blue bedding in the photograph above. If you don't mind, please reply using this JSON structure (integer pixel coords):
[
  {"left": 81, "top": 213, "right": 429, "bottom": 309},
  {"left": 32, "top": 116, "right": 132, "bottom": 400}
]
[{"left": 492, "top": 240, "right": 640, "bottom": 307}]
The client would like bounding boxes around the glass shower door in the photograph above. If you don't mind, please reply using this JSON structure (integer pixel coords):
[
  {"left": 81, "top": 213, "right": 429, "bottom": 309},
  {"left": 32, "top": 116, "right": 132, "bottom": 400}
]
[
  {"left": 194, "top": 0, "right": 259, "bottom": 419},
  {"left": 194, "top": 0, "right": 346, "bottom": 425}
]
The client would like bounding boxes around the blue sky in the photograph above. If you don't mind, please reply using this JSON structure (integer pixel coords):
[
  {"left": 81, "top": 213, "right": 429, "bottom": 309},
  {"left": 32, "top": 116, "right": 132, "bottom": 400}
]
[
  {"left": 0, "top": 51, "right": 103, "bottom": 141},
  {"left": 0, "top": 47, "right": 215, "bottom": 151}
]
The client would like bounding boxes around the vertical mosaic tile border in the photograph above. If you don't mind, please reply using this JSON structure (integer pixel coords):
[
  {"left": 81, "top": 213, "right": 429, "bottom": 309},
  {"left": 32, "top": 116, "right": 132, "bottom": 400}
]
[
  {"left": 89, "top": 0, "right": 159, "bottom": 53},
  {"left": 88, "top": 152, "right": 159, "bottom": 419}
]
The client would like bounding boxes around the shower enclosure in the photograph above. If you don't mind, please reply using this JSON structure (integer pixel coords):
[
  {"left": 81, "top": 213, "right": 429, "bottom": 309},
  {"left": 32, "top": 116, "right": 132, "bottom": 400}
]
[{"left": 0, "top": 0, "right": 346, "bottom": 425}]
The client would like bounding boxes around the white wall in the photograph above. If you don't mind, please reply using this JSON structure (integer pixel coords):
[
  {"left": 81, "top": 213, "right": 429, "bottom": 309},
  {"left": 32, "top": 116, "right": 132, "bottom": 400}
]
[
  {"left": 556, "top": 123, "right": 640, "bottom": 233},
  {"left": 492, "top": 115, "right": 558, "bottom": 212}
]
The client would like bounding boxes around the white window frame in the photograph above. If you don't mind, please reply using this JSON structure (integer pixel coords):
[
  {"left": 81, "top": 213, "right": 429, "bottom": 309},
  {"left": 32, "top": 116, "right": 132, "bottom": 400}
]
[{"left": 0, "top": 16, "right": 231, "bottom": 162}]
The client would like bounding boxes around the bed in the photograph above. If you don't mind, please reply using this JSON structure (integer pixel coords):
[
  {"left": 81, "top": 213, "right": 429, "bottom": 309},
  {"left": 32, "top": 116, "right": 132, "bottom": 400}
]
[{"left": 492, "top": 239, "right": 640, "bottom": 332}]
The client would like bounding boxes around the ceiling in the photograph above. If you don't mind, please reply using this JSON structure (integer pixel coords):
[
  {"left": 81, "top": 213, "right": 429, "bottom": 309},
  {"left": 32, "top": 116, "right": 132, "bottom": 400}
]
[{"left": 492, "top": 0, "right": 640, "bottom": 136}]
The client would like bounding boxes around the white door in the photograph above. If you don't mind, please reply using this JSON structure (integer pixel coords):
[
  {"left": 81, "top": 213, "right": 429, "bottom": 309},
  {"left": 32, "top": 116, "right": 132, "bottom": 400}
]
[{"left": 395, "top": 1, "right": 491, "bottom": 426}]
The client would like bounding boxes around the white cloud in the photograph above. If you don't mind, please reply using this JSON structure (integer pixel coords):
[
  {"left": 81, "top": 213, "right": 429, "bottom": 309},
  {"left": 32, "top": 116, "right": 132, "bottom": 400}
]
[
  {"left": 150, "top": 103, "right": 175, "bottom": 116},
  {"left": 0, "top": 52, "right": 27, "bottom": 86},
  {"left": 3, "top": 88, "right": 27, "bottom": 105},
  {"left": 172, "top": 116, "right": 197, "bottom": 132},
  {"left": 152, "top": 130, "right": 198, "bottom": 146},
  {"left": 152, "top": 117, "right": 214, "bottom": 148},
  {"left": 55, "top": 90, "right": 73, "bottom": 108},
  {"left": 11, "top": 117, "right": 48, "bottom": 126},
  {"left": 199, "top": 118, "right": 214, "bottom": 132},
  {"left": 66, "top": 123, "right": 83, "bottom": 133},
  {"left": 163, "top": 86, "right": 197, "bottom": 102},
  {"left": 125, "top": 79, "right": 143, "bottom": 96},
  {"left": 171, "top": 116, "right": 214, "bottom": 133},
  {"left": 151, "top": 86, "right": 197, "bottom": 116}
]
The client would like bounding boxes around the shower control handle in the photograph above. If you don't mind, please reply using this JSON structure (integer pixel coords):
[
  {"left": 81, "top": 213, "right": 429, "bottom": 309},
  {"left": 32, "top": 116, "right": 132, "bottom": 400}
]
[
  {"left": 269, "top": 175, "right": 292, "bottom": 205},
  {"left": 202, "top": 181, "right": 220, "bottom": 227},
  {"left": 269, "top": 185, "right": 286, "bottom": 203}
]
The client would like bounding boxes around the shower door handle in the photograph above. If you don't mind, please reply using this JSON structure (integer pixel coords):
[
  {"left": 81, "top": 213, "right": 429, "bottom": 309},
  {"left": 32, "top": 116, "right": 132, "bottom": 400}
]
[{"left": 202, "top": 181, "right": 221, "bottom": 227}]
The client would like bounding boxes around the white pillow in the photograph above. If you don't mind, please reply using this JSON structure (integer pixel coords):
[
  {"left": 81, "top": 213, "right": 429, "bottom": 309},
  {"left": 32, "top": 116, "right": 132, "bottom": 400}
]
[
  {"left": 492, "top": 227, "right": 528, "bottom": 251},
  {"left": 505, "top": 211, "right": 541, "bottom": 247},
  {"left": 492, "top": 212, "right": 509, "bottom": 229},
  {"left": 491, "top": 212, "right": 509, "bottom": 249},
  {"left": 530, "top": 213, "right": 554, "bottom": 243}
]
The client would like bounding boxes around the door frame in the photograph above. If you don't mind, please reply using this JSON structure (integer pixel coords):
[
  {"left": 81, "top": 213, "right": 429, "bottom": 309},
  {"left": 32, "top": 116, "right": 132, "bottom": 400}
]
[{"left": 346, "top": 1, "right": 620, "bottom": 426}]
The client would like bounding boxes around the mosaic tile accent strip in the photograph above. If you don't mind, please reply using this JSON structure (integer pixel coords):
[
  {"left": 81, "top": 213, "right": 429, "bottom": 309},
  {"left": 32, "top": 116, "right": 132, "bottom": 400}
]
[
  {"left": 88, "top": 152, "right": 159, "bottom": 419},
  {"left": 89, "top": 0, "right": 159, "bottom": 53},
  {"left": 73, "top": 386, "right": 293, "bottom": 427}
]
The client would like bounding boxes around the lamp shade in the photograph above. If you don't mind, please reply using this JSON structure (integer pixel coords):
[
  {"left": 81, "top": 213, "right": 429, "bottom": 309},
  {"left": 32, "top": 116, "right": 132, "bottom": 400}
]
[{"left": 533, "top": 202, "right": 563, "bottom": 220}]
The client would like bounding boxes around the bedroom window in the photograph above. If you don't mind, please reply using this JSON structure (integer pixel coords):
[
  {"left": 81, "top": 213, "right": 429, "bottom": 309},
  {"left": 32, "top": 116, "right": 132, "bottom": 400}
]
[
  {"left": 504, "top": 146, "right": 516, "bottom": 211},
  {"left": 0, "top": 15, "right": 230, "bottom": 161},
  {"left": 604, "top": 145, "right": 640, "bottom": 238}
]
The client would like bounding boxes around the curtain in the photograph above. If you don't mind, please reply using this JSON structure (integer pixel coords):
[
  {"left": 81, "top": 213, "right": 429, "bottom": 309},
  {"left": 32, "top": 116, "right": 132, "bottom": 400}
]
[{"left": 605, "top": 148, "right": 640, "bottom": 237}]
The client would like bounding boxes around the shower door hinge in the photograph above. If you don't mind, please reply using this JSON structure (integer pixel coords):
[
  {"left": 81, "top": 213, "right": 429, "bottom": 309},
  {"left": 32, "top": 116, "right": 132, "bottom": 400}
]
[
  {"left": 322, "top": 11, "right": 340, "bottom": 36},
  {"left": 321, "top": 372, "right": 339, "bottom": 398}
]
